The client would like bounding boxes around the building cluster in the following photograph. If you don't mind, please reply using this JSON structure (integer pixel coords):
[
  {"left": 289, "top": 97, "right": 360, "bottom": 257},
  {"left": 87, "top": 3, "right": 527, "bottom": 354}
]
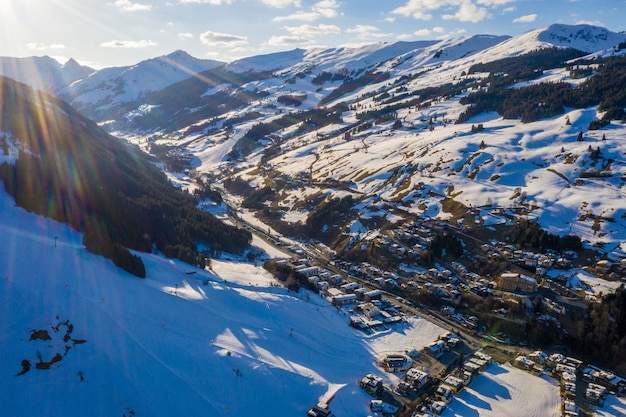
[
  {"left": 512, "top": 350, "right": 626, "bottom": 416},
  {"left": 412, "top": 351, "right": 494, "bottom": 416}
]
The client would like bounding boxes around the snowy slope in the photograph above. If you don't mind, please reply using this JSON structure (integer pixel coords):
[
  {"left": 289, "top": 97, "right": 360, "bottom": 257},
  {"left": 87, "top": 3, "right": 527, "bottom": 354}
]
[
  {"left": 441, "top": 363, "right": 560, "bottom": 417},
  {"left": 0, "top": 187, "right": 446, "bottom": 417},
  {"left": 60, "top": 50, "right": 223, "bottom": 116}
]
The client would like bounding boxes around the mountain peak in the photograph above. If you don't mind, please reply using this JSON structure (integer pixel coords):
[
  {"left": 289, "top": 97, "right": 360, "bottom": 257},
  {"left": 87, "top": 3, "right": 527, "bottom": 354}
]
[{"left": 534, "top": 23, "right": 626, "bottom": 52}]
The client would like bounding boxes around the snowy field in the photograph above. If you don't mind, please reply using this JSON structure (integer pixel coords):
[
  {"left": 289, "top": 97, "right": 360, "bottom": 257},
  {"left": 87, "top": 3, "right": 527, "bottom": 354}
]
[
  {"left": 441, "top": 363, "right": 560, "bottom": 417},
  {"left": 0, "top": 188, "right": 443, "bottom": 417}
]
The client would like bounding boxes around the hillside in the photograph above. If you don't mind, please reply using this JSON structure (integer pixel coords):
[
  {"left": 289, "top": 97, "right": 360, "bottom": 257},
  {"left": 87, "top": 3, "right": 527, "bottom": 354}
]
[
  {"left": 95, "top": 24, "right": 626, "bottom": 256},
  {"left": 0, "top": 188, "right": 451, "bottom": 417},
  {"left": 0, "top": 75, "right": 250, "bottom": 274}
]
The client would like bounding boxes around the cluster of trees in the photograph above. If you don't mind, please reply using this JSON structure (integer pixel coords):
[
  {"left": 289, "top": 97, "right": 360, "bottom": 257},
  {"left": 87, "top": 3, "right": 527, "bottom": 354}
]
[
  {"left": 319, "top": 70, "right": 390, "bottom": 106},
  {"left": 505, "top": 219, "right": 582, "bottom": 253},
  {"left": 459, "top": 52, "right": 626, "bottom": 123},
  {"left": 579, "top": 288, "right": 626, "bottom": 372},
  {"left": 305, "top": 196, "right": 356, "bottom": 243},
  {"left": 277, "top": 94, "right": 307, "bottom": 107},
  {"left": 83, "top": 232, "right": 146, "bottom": 278},
  {"left": 429, "top": 232, "right": 464, "bottom": 259},
  {"left": 230, "top": 105, "right": 345, "bottom": 158},
  {"left": 262, "top": 260, "right": 318, "bottom": 293},
  {"left": 0, "top": 76, "right": 251, "bottom": 276},
  {"left": 311, "top": 70, "right": 351, "bottom": 86}
]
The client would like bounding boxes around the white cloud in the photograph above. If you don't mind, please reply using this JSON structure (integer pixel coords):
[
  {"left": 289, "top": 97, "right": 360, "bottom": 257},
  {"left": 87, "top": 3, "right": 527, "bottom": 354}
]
[
  {"left": 273, "top": 11, "right": 320, "bottom": 21},
  {"left": 502, "top": 6, "right": 516, "bottom": 13},
  {"left": 100, "top": 40, "right": 157, "bottom": 48},
  {"left": 26, "top": 43, "right": 67, "bottom": 50},
  {"left": 512, "top": 13, "right": 537, "bottom": 23},
  {"left": 576, "top": 20, "right": 605, "bottom": 27},
  {"left": 113, "top": 0, "right": 152, "bottom": 11},
  {"left": 433, "top": 26, "right": 445, "bottom": 33},
  {"left": 413, "top": 29, "right": 432, "bottom": 36},
  {"left": 179, "top": 0, "right": 233, "bottom": 4},
  {"left": 285, "top": 23, "right": 341, "bottom": 36},
  {"left": 313, "top": 0, "right": 340, "bottom": 18},
  {"left": 346, "top": 24, "right": 391, "bottom": 39},
  {"left": 273, "top": 0, "right": 340, "bottom": 22},
  {"left": 177, "top": 32, "right": 194, "bottom": 40},
  {"left": 200, "top": 30, "right": 248, "bottom": 46},
  {"left": 392, "top": 0, "right": 449, "bottom": 20},
  {"left": 396, "top": 33, "right": 414, "bottom": 40},
  {"left": 476, "top": 0, "right": 516, "bottom": 5},
  {"left": 261, "top": 0, "right": 301, "bottom": 7},
  {"left": 266, "top": 35, "right": 311, "bottom": 46},
  {"left": 443, "top": 1, "right": 491, "bottom": 23}
]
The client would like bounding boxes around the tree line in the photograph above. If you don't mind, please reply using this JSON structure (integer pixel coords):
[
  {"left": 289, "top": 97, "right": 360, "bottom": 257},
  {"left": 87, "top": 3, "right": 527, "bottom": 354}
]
[{"left": 459, "top": 50, "right": 626, "bottom": 123}]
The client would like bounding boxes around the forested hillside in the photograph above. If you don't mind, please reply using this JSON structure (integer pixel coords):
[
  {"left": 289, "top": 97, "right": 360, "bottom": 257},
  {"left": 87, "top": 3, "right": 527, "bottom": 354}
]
[{"left": 0, "top": 76, "right": 251, "bottom": 275}]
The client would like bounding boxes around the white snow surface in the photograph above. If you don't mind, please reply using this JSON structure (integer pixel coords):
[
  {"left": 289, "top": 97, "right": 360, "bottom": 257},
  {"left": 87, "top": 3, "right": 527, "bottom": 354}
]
[
  {"left": 0, "top": 187, "right": 447, "bottom": 417},
  {"left": 441, "top": 363, "right": 561, "bottom": 417}
]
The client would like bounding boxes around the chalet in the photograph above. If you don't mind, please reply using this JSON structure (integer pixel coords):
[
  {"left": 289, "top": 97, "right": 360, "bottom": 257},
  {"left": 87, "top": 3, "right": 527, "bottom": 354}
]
[
  {"left": 430, "top": 401, "right": 447, "bottom": 415},
  {"left": 468, "top": 357, "right": 488, "bottom": 372},
  {"left": 463, "top": 362, "right": 481, "bottom": 382},
  {"left": 327, "top": 288, "right": 343, "bottom": 298},
  {"left": 381, "top": 353, "right": 412, "bottom": 372},
  {"left": 440, "top": 332, "right": 460, "bottom": 348},
  {"left": 406, "top": 368, "right": 430, "bottom": 389},
  {"left": 425, "top": 340, "right": 447, "bottom": 358},
  {"left": 474, "top": 351, "right": 493, "bottom": 364},
  {"left": 555, "top": 363, "right": 578, "bottom": 379},
  {"left": 370, "top": 400, "right": 398, "bottom": 414},
  {"left": 329, "top": 274, "right": 344, "bottom": 286},
  {"left": 296, "top": 266, "right": 319, "bottom": 278},
  {"left": 564, "top": 357, "right": 583, "bottom": 370},
  {"left": 358, "top": 303, "right": 380, "bottom": 319},
  {"left": 546, "top": 353, "right": 565, "bottom": 368},
  {"left": 340, "top": 282, "right": 359, "bottom": 293},
  {"left": 359, "top": 374, "right": 383, "bottom": 396},
  {"left": 363, "top": 289, "right": 382, "bottom": 302},
  {"left": 332, "top": 293, "right": 357, "bottom": 306},
  {"left": 443, "top": 376, "right": 464, "bottom": 394},
  {"left": 563, "top": 400, "right": 578, "bottom": 417},
  {"left": 498, "top": 273, "right": 537, "bottom": 292},
  {"left": 354, "top": 287, "right": 368, "bottom": 300},
  {"left": 384, "top": 278, "right": 398, "bottom": 288},
  {"left": 436, "top": 384, "right": 453, "bottom": 402},
  {"left": 514, "top": 355, "right": 534, "bottom": 371},
  {"left": 307, "top": 403, "right": 333, "bottom": 417},
  {"left": 596, "top": 259, "right": 613, "bottom": 275},
  {"left": 308, "top": 276, "right": 320, "bottom": 286},
  {"left": 529, "top": 350, "right": 548, "bottom": 365},
  {"left": 562, "top": 381, "right": 576, "bottom": 400},
  {"left": 586, "top": 386, "right": 606, "bottom": 406}
]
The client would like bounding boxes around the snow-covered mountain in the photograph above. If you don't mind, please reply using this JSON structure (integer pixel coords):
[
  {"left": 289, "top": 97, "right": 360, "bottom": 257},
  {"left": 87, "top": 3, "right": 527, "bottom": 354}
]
[
  {"left": 0, "top": 55, "right": 94, "bottom": 92},
  {"left": 57, "top": 50, "right": 223, "bottom": 120},
  {"left": 104, "top": 23, "right": 626, "bottom": 253}
]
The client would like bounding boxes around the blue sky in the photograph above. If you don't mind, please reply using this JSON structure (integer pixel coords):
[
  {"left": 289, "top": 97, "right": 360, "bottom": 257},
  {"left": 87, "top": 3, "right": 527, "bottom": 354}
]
[{"left": 0, "top": 0, "right": 624, "bottom": 68}]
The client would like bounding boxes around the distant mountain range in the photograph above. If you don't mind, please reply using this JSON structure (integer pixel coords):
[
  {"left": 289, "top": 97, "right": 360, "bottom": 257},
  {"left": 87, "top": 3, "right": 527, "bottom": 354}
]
[{"left": 2, "top": 23, "right": 626, "bottom": 254}]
